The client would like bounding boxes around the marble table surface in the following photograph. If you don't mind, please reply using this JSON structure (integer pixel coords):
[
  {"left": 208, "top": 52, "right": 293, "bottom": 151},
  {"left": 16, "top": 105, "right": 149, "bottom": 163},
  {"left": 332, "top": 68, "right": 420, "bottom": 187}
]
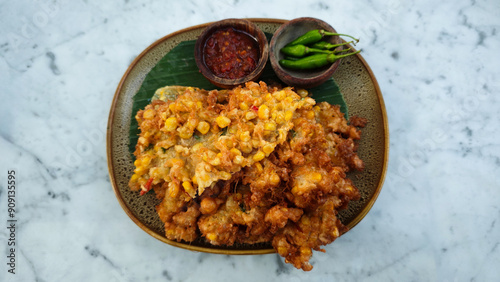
[{"left": 1, "top": 0, "right": 499, "bottom": 281}]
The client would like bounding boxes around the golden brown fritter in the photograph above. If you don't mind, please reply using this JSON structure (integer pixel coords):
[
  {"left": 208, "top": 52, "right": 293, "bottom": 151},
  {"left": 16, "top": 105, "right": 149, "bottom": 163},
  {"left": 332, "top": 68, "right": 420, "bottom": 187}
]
[
  {"left": 129, "top": 81, "right": 366, "bottom": 271},
  {"left": 273, "top": 196, "right": 348, "bottom": 271}
]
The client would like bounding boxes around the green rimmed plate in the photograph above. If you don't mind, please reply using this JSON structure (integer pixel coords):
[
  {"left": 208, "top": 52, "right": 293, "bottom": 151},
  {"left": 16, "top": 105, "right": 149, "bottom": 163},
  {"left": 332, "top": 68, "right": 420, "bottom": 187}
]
[{"left": 106, "top": 18, "right": 389, "bottom": 254}]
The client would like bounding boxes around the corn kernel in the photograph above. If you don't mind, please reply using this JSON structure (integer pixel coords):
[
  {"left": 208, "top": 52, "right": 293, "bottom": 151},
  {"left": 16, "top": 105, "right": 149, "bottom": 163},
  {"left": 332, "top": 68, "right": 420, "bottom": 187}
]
[
  {"left": 206, "top": 233, "right": 217, "bottom": 241},
  {"left": 175, "top": 103, "right": 185, "bottom": 112},
  {"left": 166, "top": 159, "right": 182, "bottom": 168},
  {"left": 265, "top": 93, "right": 273, "bottom": 101},
  {"left": 196, "top": 121, "right": 210, "bottom": 135},
  {"left": 220, "top": 171, "right": 232, "bottom": 180},
  {"left": 313, "top": 106, "right": 321, "bottom": 112},
  {"left": 258, "top": 105, "right": 270, "bottom": 120},
  {"left": 164, "top": 117, "right": 178, "bottom": 132},
  {"left": 254, "top": 162, "right": 263, "bottom": 172},
  {"left": 252, "top": 139, "right": 260, "bottom": 148},
  {"left": 245, "top": 111, "right": 257, "bottom": 120},
  {"left": 182, "top": 181, "right": 193, "bottom": 193},
  {"left": 192, "top": 143, "right": 204, "bottom": 152},
  {"left": 134, "top": 166, "right": 146, "bottom": 174},
  {"left": 300, "top": 246, "right": 312, "bottom": 256},
  {"left": 179, "top": 130, "right": 193, "bottom": 139},
  {"left": 239, "top": 131, "right": 251, "bottom": 142},
  {"left": 306, "top": 110, "right": 315, "bottom": 120},
  {"left": 277, "top": 246, "right": 288, "bottom": 255},
  {"left": 263, "top": 144, "right": 274, "bottom": 155},
  {"left": 196, "top": 101, "right": 203, "bottom": 109},
  {"left": 143, "top": 109, "right": 155, "bottom": 119},
  {"left": 234, "top": 155, "right": 244, "bottom": 164},
  {"left": 332, "top": 227, "right": 340, "bottom": 237},
  {"left": 134, "top": 159, "right": 140, "bottom": 167},
  {"left": 239, "top": 102, "right": 249, "bottom": 110},
  {"left": 169, "top": 183, "right": 180, "bottom": 198},
  {"left": 273, "top": 90, "right": 286, "bottom": 101},
  {"left": 240, "top": 142, "right": 253, "bottom": 153},
  {"left": 270, "top": 173, "right": 280, "bottom": 185},
  {"left": 138, "top": 137, "right": 147, "bottom": 145},
  {"left": 264, "top": 122, "right": 276, "bottom": 131},
  {"left": 300, "top": 216, "right": 310, "bottom": 226},
  {"left": 200, "top": 197, "right": 217, "bottom": 214},
  {"left": 224, "top": 139, "right": 234, "bottom": 148},
  {"left": 275, "top": 112, "right": 285, "bottom": 124},
  {"left": 285, "top": 110, "right": 293, "bottom": 121},
  {"left": 304, "top": 97, "right": 315, "bottom": 106},
  {"left": 187, "top": 118, "right": 198, "bottom": 128},
  {"left": 216, "top": 116, "right": 231, "bottom": 128},
  {"left": 141, "top": 156, "right": 152, "bottom": 166},
  {"left": 130, "top": 174, "right": 139, "bottom": 182},
  {"left": 192, "top": 175, "right": 198, "bottom": 184},
  {"left": 253, "top": 150, "right": 265, "bottom": 162},
  {"left": 168, "top": 103, "right": 176, "bottom": 112},
  {"left": 297, "top": 89, "right": 308, "bottom": 97},
  {"left": 311, "top": 172, "right": 323, "bottom": 182},
  {"left": 210, "top": 157, "right": 221, "bottom": 166},
  {"left": 230, "top": 148, "right": 242, "bottom": 156}
]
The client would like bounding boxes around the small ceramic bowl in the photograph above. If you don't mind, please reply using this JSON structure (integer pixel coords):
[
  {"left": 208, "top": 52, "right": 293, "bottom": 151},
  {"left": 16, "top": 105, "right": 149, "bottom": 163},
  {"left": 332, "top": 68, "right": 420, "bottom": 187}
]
[
  {"left": 269, "top": 17, "right": 343, "bottom": 89},
  {"left": 195, "top": 18, "right": 269, "bottom": 89}
]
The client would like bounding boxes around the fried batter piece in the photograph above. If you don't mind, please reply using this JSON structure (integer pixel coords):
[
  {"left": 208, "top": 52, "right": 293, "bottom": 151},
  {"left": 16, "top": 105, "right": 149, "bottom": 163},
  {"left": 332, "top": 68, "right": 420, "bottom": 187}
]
[
  {"left": 199, "top": 188, "right": 273, "bottom": 246},
  {"left": 129, "top": 81, "right": 366, "bottom": 271},
  {"left": 273, "top": 196, "right": 348, "bottom": 271}
]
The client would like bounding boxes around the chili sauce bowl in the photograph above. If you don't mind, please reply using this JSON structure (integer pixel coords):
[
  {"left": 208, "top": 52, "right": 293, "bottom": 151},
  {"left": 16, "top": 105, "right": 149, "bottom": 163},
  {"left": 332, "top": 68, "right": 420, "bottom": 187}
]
[
  {"left": 269, "top": 17, "right": 343, "bottom": 89},
  {"left": 195, "top": 18, "right": 269, "bottom": 89}
]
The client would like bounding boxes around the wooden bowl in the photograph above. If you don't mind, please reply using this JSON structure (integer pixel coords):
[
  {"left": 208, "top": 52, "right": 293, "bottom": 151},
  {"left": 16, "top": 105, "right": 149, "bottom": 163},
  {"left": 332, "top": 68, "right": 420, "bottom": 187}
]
[
  {"left": 194, "top": 18, "right": 269, "bottom": 88},
  {"left": 269, "top": 17, "right": 343, "bottom": 88}
]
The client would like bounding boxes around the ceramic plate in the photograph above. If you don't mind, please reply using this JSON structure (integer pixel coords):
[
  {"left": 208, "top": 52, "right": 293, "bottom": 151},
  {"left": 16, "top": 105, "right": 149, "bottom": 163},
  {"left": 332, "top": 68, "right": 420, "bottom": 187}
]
[{"left": 107, "top": 18, "right": 389, "bottom": 254}]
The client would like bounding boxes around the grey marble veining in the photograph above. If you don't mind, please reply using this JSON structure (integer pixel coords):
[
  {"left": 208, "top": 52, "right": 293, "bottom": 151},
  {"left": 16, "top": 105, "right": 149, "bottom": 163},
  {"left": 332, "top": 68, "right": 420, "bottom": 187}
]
[{"left": 1, "top": 0, "right": 499, "bottom": 281}]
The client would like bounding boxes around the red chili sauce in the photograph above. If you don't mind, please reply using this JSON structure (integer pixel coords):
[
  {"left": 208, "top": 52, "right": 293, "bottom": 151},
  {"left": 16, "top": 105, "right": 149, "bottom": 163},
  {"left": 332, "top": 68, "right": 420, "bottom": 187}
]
[{"left": 203, "top": 28, "right": 260, "bottom": 80}]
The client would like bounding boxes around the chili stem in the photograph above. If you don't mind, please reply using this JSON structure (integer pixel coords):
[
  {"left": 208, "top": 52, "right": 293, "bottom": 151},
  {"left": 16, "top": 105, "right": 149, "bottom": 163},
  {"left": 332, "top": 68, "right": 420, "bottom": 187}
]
[
  {"left": 329, "top": 50, "right": 361, "bottom": 60},
  {"left": 322, "top": 31, "right": 359, "bottom": 43},
  {"left": 311, "top": 40, "right": 356, "bottom": 50}
]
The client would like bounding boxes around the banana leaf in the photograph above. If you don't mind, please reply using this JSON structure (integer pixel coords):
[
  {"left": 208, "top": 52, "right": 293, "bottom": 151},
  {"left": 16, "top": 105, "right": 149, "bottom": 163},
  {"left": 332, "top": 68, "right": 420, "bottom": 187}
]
[{"left": 128, "top": 34, "right": 348, "bottom": 155}]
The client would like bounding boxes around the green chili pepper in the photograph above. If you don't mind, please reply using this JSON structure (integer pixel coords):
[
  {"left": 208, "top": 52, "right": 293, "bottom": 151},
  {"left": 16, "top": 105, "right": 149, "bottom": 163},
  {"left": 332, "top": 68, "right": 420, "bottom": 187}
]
[
  {"left": 280, "top": 44, "right": 331, "bottom": 57},
  {"left": 286, "top": 29, "right": 359, "bottom": 47},
  {"left": 279, "top": 50, "right": 361, "bottom": 70},
  {"left": 281, "top": 44, "right": 353, "bottom": 58},
  {"left": 335, "top": 47, "right": 353, "bottom": 54},
  {"left": 311, "top": 40, "right": 355, "bottom": 50}
]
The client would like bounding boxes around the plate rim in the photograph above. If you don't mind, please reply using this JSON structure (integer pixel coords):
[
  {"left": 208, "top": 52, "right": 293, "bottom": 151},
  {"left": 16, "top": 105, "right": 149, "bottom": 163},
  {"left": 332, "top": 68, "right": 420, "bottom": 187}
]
[{"left": 106, "top": 18, "right": 389, "bottom": 255}]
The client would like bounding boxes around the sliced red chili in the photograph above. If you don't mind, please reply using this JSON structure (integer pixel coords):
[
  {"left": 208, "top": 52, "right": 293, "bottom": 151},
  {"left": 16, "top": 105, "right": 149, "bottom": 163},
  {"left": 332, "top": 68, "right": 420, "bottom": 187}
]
[{"left": 140, "top": 178, "right": 154, "bottom": 196}]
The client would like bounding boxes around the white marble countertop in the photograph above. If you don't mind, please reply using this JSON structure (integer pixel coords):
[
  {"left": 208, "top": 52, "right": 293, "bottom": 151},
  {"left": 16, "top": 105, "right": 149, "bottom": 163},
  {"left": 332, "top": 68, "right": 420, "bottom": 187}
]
[{"left": 1, "top": 0, "right": 499, "bottom": 281}]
